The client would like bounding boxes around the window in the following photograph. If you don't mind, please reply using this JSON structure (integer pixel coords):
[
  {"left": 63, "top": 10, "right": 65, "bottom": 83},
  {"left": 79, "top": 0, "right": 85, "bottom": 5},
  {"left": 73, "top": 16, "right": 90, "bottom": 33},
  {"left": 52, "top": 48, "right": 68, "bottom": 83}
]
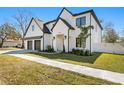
[
  {"left": 32, "top": 25, "right": 35, "bottom": 31},
  {"left": 76, "top": 38, "right": 82, "bottom": 47},
  {"left": 76, "top": 16, "right": 86, "bottom": 26},
  {"left": 76, "top": 18, "right": 80, "bottom": 26}
]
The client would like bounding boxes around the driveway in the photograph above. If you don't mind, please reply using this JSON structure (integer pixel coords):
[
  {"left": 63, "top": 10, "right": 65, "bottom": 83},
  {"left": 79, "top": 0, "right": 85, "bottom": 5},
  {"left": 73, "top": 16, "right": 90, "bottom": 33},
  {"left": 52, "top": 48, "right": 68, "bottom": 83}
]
[
  {"left": 1, "top": 50, "right": 124, "bottom": 84},
  {"left": 1, "top": 49, "right": 37, "bottom": 54}
]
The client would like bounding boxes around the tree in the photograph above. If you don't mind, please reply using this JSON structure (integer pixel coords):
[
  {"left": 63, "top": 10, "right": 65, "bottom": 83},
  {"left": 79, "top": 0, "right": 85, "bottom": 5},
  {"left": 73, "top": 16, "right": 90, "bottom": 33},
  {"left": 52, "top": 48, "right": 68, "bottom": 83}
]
[
  {"left": 120, "top": 37, "right": 124, "bottom": 46},
  {"left": 13, "top": 9, "right": 32, "bottom": 48},
  {"left": 103, "top": 23, "right": 119, "bottom": 43},
  {"left": 78, "top": 25, "right": 94, "bottom": 49},
  {"left": 0, "top": 23, "right": 20, "bottom": 47}
]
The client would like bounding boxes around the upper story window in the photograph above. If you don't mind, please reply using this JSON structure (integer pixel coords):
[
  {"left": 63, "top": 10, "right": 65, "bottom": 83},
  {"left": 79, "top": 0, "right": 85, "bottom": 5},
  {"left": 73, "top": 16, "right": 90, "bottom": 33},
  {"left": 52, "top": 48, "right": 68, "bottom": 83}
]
[
  {"left": 76, "top": 16, "right": 86, "bottom": 26},
  {"left": 32, "top": 25, "right": 35, "bottom": 31}
]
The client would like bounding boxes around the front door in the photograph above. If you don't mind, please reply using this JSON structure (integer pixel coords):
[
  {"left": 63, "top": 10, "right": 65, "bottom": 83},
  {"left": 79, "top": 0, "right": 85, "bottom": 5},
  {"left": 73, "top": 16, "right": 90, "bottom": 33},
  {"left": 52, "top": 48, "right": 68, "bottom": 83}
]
[{"left": 56, "top": 35, "right": 64, "bottom": 52}]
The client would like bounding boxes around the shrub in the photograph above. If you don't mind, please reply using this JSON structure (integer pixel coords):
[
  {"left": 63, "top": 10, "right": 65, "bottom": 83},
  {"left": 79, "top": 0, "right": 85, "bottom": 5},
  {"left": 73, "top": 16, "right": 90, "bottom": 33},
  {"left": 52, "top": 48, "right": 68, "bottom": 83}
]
[
  {"left": 72, "top": 49, "right": 83, "bottom": 56},
  {"left": 46, "top": 45, "right": 54, "bottom": 52},
  {"left": 72, "top": 49, "right": 91, "bottom": 56},
  {"left": 72, "top": 48, "right": 75, "bottom": 54},
  {"left": 84, "top": 50, "right": 91, "bottom": 56},
  {"left": 80, "top": 50, "right": 84, "bottom": 56},
  {"left": 75, "top": 49, "right": 81, "bottom": 55}
]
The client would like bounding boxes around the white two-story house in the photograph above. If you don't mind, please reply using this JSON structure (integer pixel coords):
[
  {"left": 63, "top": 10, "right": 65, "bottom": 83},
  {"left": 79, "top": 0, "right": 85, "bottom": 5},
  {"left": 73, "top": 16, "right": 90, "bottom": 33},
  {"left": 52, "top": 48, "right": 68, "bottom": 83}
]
[{"left": 24, "top": 8, "right": 103, "bottom": 52}]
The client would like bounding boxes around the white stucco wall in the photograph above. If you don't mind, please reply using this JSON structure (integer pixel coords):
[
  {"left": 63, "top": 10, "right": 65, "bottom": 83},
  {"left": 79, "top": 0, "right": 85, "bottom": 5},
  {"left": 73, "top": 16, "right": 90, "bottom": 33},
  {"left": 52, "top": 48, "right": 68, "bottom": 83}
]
[
  {"left": 71, "top": 13, "right": 91, "bottom": 50},
  {"left": 52, "top": 10, "right": 102, "bottom": 52},
  {"left": 25, "top": 9, "right": 102, "bottom": 52},
  {"left": 52, "top": 19, "right": 69, "bottom": 52},
  {"left": 24, "top": 19, "right": 44, "bottom": 50},
  {"left": 60, "top": 9, "right": 74, "bottom": 27},
  {"left": 25, "top": 19, "right": 43, "bottom": 38},
  {"left": 72, "top": 12, "right": 102, "bottom": 51},
  {"left": 44, "top": 34, "right": 52, "bottom": 50},
  {"left": 91, "top": 15, "right": 102, "bottom": 43}
]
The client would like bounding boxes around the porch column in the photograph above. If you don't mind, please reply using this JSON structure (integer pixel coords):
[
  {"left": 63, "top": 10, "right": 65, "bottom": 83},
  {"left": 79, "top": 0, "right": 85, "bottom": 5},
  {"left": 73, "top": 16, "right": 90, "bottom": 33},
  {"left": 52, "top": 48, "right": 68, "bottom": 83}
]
[
  {"left": 41, "top": 37, "right": 43, "bottom": 51},
  {"left": 53, "top": 36, "right": 57, "bottom": 51},
  {"left": 32, "top": 40, "right": 35, "bottom": 50},
  {"left": 24, "top": 40, "right": 27, "bottom": 49}
]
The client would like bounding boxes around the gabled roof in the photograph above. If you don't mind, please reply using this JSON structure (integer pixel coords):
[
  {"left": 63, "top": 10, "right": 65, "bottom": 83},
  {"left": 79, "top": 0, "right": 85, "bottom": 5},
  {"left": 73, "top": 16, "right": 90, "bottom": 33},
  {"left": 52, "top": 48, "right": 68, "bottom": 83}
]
[
  {"left": 57, "top": 7, "right": 73, "bottom": 18},
  {"left": 51, "top": 17, "right": 75, "bottom": 31},
  {"left": 25, "top": 17, "right": 51, "bottom": 36},
  {"left": 51, "top": 8, "right": 102, "bottom": 31},
  {"left": 73, "top": 10, "right": 93, "bottom": 16},
  {"left": 43, "top": 24, "right": 51, "bottom": 34},
  {"left": 73, "top": 9, "right": 103, "bottom": 30},
  {"left": 60, "top": 18, "right": 75, "bottom": 30},
  {"left": 51, "top": 8, "right": 74, "bottom": 31},
  {"left": 25, "top": 8, "right": 103, "bottom": 37},
  {"left": 45, "top": 19, "right": 56, "bottom": 25}
]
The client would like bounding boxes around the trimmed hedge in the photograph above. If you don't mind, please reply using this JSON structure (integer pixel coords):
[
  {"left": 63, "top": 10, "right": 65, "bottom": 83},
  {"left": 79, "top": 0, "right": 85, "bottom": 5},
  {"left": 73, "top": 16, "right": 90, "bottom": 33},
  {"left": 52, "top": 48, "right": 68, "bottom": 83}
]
[
  {"left": 44, "top": 45, "right": 54, "bottom": 52},
  {"left": 72, "top": 48, "right": 91, "bottom": 56}
]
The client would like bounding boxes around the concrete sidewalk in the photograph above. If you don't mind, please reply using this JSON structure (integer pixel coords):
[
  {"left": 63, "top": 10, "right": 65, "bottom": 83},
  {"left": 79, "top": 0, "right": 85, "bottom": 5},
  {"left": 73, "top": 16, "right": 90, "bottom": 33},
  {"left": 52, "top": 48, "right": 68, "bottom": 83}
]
[{"left": 8, "top": 53, "right": 124, "bottom": 84}]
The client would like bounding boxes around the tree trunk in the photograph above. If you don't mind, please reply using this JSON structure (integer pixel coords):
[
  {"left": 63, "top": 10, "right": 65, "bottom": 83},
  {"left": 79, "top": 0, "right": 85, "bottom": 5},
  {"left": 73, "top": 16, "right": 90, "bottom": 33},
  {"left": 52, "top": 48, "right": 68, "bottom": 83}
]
[
  {"left": 21, "top": 37, "right": 24, "bottom": 49},
  {"left": 0, "top": 39, "right": 4, "bottom": 48}
]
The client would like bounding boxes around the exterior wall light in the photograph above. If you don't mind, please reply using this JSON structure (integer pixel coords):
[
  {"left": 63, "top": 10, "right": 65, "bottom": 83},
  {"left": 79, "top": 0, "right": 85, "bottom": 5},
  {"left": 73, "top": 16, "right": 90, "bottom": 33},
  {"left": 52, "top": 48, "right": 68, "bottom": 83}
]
[
  {"left": 53, "top": 37, "right": 55, "bottom": 39},
  {"left": 64, "top": 36, "right": 67, "bottom": 39}
]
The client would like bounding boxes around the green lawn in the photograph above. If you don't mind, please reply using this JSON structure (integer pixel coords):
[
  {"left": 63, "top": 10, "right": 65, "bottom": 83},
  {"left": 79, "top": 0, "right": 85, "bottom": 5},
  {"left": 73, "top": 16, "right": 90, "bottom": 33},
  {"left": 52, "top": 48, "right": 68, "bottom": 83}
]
[
  {"left": 0, "top": 54, "right": 117, "bottom": 85},
  {"left": 28, "top": 52, "right": 124, "bottom": 73}
]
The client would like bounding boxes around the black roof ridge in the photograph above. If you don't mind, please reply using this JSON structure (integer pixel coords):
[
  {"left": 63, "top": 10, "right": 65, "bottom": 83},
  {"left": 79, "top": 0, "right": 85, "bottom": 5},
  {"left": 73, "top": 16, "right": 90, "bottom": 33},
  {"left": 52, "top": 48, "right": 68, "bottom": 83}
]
[
  {"left": 45, "top": 8, "right": 73, "bottom": 25},
  {"left": 25, "top": 8, "right": 103, "bottom": 36},
  {"left": 60, "top": 18, "right": 75, "bottom": 30},
  {"left": 45, "top": 19, "right": 56, "bottom": 25},
  {"left": 73, "top": 9, "right": 93, "bottom": 16},
  {"left": 72, "top": 9, "right": 103, "bottom": 29}
]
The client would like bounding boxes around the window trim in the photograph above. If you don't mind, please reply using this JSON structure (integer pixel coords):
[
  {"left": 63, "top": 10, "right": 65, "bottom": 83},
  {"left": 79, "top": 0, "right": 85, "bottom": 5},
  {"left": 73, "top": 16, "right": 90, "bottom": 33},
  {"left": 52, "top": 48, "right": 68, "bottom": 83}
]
[
  {"left": 32, "top": 25, "right": 35, "bottom": 31},
  {"left": 76, "top": 16, "right": 86, "bottom": 26}
]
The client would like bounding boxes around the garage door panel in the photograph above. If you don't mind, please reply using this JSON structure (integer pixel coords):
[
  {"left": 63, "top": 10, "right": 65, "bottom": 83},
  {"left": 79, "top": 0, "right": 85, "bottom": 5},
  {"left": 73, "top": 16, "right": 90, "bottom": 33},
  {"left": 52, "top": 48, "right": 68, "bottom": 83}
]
[
  {"left": 34, "top": 40, "right": 41, "bottom": 50},
  {"left": 27, "top": 41, "right": 32, "bottom": 50}
]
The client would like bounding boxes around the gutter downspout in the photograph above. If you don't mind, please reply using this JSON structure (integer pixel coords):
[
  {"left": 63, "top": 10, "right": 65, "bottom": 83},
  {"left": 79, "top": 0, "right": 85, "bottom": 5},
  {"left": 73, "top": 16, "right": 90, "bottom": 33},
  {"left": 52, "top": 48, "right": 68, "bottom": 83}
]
[
  {"left": 68, "top": 29, "right": 70, "bottom": 53},
  {"left": 43, "top": 33, "right": 44, "bottom": 51}
]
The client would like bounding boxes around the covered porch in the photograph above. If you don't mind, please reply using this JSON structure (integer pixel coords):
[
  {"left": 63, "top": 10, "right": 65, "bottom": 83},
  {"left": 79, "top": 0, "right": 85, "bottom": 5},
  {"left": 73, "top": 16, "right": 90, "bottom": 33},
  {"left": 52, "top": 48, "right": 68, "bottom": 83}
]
[{"left": 51, "top": 18, "right": 75, "bottom": 53}]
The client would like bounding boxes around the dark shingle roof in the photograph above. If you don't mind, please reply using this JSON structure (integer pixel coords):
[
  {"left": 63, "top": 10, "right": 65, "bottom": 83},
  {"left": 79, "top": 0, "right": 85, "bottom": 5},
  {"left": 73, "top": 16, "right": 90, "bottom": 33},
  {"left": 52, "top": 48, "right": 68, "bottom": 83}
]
[
  {"left": 60, "top": 18, "right": 75, "bottom": 30},
  {"left": 43, "top": 25, "right": 51, "bottom": 34},
  {"left": 25, "top": 8, "right": 103, "bottom": 37},
  {"left": 45, "top": 19, "right": 56, "bottom": 25},
  {"left": 25, "top": 17, "right": 51, "bottom": 36},
  {"left": 51, "top": 17, "right": 75, "bottom": 31}
]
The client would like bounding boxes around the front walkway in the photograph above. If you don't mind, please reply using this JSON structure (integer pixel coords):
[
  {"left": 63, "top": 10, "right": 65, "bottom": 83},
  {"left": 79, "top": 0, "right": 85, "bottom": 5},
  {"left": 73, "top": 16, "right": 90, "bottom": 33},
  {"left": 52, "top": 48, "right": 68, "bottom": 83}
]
[{"left": 5, "top": 52, "right": 124, "bottom": 84}]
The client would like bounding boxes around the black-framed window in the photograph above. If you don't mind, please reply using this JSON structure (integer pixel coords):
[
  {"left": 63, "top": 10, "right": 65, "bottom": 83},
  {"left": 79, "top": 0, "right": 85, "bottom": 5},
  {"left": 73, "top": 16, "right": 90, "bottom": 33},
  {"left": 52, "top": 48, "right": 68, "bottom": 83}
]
[
  {"left": 76, "top": 16, "right": 86, "bottom": 26},
  {"left": 76, "top": 38, "right": 82, "bottom": 47}
]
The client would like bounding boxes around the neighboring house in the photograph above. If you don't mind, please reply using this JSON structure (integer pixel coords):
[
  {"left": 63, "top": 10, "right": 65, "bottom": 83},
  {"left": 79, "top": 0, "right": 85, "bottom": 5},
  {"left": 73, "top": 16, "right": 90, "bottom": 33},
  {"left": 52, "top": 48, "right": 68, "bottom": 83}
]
[
  {"left": 24, "top": 8, "right": 103, "bottom": 52},
  {"left": 3, "top": 39, "right": 22, "bottom": 48}
]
